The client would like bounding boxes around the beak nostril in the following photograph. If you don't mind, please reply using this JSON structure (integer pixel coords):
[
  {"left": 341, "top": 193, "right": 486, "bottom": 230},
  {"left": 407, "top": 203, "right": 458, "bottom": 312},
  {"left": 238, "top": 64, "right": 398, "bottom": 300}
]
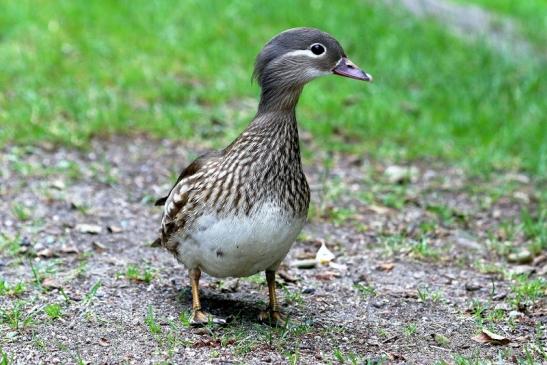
[{"left": 347, "top": 65, "right": 354, "bottom": 69}]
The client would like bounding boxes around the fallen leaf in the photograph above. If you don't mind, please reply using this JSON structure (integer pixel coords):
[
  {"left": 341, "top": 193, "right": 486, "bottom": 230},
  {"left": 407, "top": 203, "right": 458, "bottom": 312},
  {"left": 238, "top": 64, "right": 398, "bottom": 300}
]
[
  {"left": 60, "top": 244, "right": 79, "bottom": 254},
  {"left": 37, "top": 248, "right": 56, "bottom": 258},
  {"left": 295, "top": 250, "right": 316, "bottom": 259},
  {"left": 315, "top": 242, "right": 335, "bottom": 265},
  {"left": 386, "top": 352, "right": 406, "bottom": 361},
  {"left": 472, "top": 329, "right": 510, "bottom": 345},
  {"left": 366, "top": 205, "right": 391, "bottom": 215},
  {"left": 91, "top": 241, "right": 107, "bottom": 252},
  {"left": 98, "top": 337, "right": 109, "bottom": 347},
  {"left": 42, "top": 277, "right": 62, "bottom": 289},
  {"left": 315, "top": 271, "right": 338, "bottom": 281},
  {"left": 193, "top": 338, "right": 220, "bottom": 348},
  {"left": 532, "top": 253, "right": 547, "bottom": 266},
  {"left": 107, "top": 225, "right": 123, "bottom": 233},
  {"left": 76, "top": 224, "right": 102, "bottom": 234},
  {"left": 404, "top": 290, "right": 419, "bottom": 299},
  {"left": 278, "top": 269, "right": 298, "bottom": 283},
  {"left": 50, "top": 179, "right": 66, "bottom": 190},
  {"left": 376, "top": 262, "right": 395, "bottom": 272}
]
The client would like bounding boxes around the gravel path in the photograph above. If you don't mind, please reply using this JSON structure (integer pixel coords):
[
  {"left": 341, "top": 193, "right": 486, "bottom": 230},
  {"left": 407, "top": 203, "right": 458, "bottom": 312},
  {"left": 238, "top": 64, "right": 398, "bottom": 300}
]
[{"left": 0, "top": 136, "right": 545, "bottom": 364}]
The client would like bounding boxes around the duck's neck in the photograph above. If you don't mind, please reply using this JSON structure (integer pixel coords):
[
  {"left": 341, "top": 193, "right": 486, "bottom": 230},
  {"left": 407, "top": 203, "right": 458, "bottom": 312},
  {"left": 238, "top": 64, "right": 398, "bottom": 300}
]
[{"left": 257, "top": 85, "right": 303, "bottom": 115}]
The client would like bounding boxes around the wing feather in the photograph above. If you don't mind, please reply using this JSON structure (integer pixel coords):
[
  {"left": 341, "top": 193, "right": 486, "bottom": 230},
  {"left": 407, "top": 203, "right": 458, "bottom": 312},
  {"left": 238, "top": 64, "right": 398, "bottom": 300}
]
[{"left": 154, "top": 150, "right": 221, "bottom": 248}]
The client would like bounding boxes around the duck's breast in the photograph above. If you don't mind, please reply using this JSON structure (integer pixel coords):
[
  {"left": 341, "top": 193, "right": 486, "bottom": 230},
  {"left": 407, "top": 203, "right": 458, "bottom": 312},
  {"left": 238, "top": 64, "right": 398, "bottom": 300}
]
[{"left": 175, "top": 201, "right": 305, "bottom": 277}]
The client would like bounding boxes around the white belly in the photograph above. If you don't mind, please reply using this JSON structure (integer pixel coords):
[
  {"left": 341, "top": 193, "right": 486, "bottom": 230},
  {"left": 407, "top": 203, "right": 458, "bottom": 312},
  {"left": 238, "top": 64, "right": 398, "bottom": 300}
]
[{"left": 174, "top": 202, "right": 305, "bottom": 277}]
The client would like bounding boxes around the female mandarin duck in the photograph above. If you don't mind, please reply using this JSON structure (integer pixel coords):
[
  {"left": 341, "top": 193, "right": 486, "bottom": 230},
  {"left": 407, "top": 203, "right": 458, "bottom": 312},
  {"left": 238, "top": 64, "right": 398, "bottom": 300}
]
[{"left": 154, "top": 28, "right": 372, "bottom": 325}]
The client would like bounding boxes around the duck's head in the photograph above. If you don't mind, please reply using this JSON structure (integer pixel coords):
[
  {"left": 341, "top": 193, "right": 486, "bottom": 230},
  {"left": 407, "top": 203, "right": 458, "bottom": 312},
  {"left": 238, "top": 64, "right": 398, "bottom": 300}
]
[{"left": 253, "top": 28, "right": 372, "bottom": 90}]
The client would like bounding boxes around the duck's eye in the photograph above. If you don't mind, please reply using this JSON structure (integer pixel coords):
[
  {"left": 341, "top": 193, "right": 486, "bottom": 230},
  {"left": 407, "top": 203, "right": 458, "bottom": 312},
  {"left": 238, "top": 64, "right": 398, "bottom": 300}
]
[{"left": 310, "top": 43, "right": 325, "bottom": 55}]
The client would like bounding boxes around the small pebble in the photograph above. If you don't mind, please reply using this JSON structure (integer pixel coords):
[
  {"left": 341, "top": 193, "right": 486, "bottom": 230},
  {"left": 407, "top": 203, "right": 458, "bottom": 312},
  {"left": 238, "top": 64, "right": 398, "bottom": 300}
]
[
  {"left": 372, "top": 299, "right": 386, "bottom": 308},
  {"left": 494, "top": 303, "right": 510, "bottom": 311},
  {"left": 194, "top": 328, "right": 210, "bottom": 336},
  {"left": 384, "top": 165, "right": 419, "bottom": 184},
  {"left": 20, "top": 236, "right": 32, "bottom": 247},
  {"left": 107, "top": 225, "right": 123, "bottom": 233},
  {"left": 76, "top": 223, "right": 102, "bottom": 234},
  {"left": 291, "top": 259, "right": 317, "bottom": 269},
  {"left": 493, "top": 292, "right": 507, "bottom": 301},
  {"left": 509, "top": 265, "right": 535, "bottom": 276},
  {"left": 507, "top": 250, "right": 533, "bottom": 264},
  {"left": 465, "top": 282, "right": 482, "bottom": 291}
]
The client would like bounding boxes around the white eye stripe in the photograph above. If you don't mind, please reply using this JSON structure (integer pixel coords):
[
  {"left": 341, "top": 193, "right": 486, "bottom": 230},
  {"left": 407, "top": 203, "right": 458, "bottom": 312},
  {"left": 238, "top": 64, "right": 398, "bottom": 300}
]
[
  {"left": 282, "top": 49, "right": 322, "bottom": 58},
  {"left": 282, "top": 44, "right": 327, "bottom": 59}
]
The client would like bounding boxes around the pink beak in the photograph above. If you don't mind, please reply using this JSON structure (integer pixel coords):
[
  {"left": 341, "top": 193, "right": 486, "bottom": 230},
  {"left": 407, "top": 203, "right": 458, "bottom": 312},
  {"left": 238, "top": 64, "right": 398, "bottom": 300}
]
[{"left": 332, "top": 57, "right": 372, "bottom": 82}]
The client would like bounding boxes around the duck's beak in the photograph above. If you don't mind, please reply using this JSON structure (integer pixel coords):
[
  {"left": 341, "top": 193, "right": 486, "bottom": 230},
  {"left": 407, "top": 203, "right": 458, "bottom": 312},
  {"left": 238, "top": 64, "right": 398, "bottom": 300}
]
[{"left": 332, "top": 57, "right": 372, "bottom": 82}]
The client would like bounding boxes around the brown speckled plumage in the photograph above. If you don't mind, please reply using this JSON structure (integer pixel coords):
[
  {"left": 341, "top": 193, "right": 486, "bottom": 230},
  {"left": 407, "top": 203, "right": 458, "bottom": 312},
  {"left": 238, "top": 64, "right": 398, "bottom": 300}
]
[
  {"left": 153, "top": 27, "right": 371, "bottom": 325},
  {"left": 158, "top": 108, "right": 310, "bottom": 255}
]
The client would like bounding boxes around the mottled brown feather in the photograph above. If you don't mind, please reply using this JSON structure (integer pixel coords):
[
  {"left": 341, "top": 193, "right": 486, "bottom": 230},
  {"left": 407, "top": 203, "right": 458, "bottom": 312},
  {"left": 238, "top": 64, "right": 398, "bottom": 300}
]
[{"left": 154, "top": 150, "right": 221, "bottom": 206}]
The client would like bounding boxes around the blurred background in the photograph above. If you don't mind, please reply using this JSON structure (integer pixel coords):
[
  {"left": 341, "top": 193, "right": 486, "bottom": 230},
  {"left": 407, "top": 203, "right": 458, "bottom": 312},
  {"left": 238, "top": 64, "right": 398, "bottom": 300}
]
[{"left": 0, "top": 0, "right": 545, "bottom": 176}]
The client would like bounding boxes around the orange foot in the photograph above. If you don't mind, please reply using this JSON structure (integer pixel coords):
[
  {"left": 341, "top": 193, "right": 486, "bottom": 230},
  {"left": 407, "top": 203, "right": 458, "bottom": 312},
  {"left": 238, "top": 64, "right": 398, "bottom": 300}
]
[
  {"left": 190, "top": 310, "right": 227, "bottom": 327},
  {"left": 258, "top": 309, "right": 287, "bottom": 327}
]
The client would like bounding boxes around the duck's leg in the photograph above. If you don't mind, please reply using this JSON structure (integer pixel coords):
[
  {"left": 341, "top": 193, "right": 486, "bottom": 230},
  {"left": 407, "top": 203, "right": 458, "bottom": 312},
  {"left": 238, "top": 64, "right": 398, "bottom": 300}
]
[
  {"left": 189, "top": 268, "right": 225, "bottom": 326},
  {"left": 258, "top": 270, "right": 286, "bottom": 326},
  {"left": 189, "top": 268, "right": 208, "bottom": 325}
]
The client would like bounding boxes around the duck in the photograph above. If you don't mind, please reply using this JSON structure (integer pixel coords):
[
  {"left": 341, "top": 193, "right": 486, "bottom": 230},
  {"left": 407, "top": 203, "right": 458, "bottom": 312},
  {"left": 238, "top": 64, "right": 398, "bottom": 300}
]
[{"left": 154, "top": 27, "right": 372, "bottom": 326}]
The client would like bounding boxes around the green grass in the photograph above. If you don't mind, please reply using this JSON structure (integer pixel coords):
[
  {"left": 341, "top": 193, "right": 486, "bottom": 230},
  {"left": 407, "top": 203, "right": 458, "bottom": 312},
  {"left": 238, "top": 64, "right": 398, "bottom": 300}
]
[
  {"left": 403, "top": 323, "right": 417, "bottom": 337},
  {"left": 0, "top": 279, "right": 26, "bottom": 297},
  {"left": 43, "top": 303, "right": 62, "bottom": 319},
  {"left": 0, "top": 0, "right": 545, "bottom": 175},
  {"left": 455, "top": 0, "right": 547, "bottom": 45},
  {"left": 354, "top": 283, "right": 377, "bottom": 298},
  {"left": 124, "top": 264, "right": 155, "bottom": 284},
  {"left": 511, "top": 275, "right": 546, "bottom": 307},
  {"left": 0, "top": 300, "right": 34, "bottom": 330},
  {"left": 10, "top": 203, "right": 31, "bottom": 222},
  {"left": 145, "top": 305, "right": 162, "bottom": 335}
]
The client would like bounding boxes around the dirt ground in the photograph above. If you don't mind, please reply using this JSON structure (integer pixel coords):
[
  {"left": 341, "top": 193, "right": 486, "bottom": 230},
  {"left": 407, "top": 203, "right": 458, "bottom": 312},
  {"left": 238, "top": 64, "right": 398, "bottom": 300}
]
[{"left": 0, "top": 136, "right": 545, "bottom": 364}]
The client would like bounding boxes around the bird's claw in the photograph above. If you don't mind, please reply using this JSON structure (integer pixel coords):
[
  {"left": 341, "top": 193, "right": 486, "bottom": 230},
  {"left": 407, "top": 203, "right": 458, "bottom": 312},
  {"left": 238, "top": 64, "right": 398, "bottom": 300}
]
[
  {"left": 190, "top": 310, "right": 227, "bottom": 327},
  {"left": 258, "top": 308, "right": 287, "bottom": 327}
]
